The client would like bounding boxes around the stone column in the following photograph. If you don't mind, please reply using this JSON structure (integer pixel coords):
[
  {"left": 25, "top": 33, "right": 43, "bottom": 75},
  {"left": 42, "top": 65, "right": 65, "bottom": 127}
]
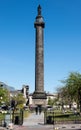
[{"left": 32, "top": 5, "right": 47, "bottom": 102}]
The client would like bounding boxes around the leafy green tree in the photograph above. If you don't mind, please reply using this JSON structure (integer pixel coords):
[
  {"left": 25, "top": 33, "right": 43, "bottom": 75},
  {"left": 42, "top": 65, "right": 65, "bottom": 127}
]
[
  {"left": 13, "top": 93, "right": 25, "bottom": 109},
  {"left": 48, "top": 97, "right": 54, "bottom": 106},
  {"left": 58, "top": 72, "right": 81, "bottom": 111},
  {"left": 0, "top": 86, "right": 10, "bottom": 105}
]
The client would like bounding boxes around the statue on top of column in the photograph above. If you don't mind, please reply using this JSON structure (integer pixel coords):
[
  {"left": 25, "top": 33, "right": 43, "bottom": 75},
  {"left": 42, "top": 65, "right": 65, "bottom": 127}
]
[{"left": 38, "top": 5, "right": 41, "bottom": 15}]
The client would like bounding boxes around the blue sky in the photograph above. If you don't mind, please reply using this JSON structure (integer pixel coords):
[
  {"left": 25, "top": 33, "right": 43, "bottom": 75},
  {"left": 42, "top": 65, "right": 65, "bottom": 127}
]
[{"left": 0, "top": 0, "right": 81, "bottom": 93}]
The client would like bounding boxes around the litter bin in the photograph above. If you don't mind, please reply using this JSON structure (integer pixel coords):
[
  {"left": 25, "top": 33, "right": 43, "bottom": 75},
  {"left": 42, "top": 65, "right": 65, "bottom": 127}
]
[
  {"left": 15, "top": 116, "right": 19, "bottom": 125},
  {"left": 3, "top": 121, "right": 7, "bottom": 127},
  {"left": 46, "top": 116, "right": 53, "bottom": 124}
]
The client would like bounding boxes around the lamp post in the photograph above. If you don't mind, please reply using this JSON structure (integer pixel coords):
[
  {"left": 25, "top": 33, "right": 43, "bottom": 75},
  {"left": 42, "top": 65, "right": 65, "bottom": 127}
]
[{"left": 11, "top": 99, "right": 15, "bottom": 123}]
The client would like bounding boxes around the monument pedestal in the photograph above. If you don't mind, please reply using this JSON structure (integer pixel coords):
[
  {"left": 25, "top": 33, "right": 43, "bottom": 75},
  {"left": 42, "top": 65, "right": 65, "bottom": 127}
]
[{"left": 32, "top": 92, "right": 47, "bottom": 106}]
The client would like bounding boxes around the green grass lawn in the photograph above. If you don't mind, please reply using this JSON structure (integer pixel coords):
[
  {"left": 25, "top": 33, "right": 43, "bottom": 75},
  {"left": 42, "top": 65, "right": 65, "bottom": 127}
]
[
  {"left": 0, "top": 113, "right": 5, "bottom": 120},
  {"left": 23, "top": 110, "right": 30, "bottom": 118}
]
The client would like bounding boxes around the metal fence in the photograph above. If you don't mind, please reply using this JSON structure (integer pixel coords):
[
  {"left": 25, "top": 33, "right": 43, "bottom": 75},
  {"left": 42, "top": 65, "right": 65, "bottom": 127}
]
[
  {"left": 0, "top": 109, "right": 23, "bottom": 127},
  {"left": 0, "top": 119, "right": 5, "bottom": 127},
  {"left": 44, "top": 110, "right": 81, "bottom": 125},
  {"left": 10, "top": 109, "right": 23, "bottom": 125}
]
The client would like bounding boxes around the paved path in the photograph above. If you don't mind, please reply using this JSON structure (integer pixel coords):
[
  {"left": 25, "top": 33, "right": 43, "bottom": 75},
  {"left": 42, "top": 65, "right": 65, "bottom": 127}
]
[
  {"left": 23, "top": 113, "right": 44, "bottom": 126},
  {"left": 23, "top": 112, "right": 44, "bottom": 126},
  {"left": 22, "top": 112, "right": 53, "bottom": 130}
]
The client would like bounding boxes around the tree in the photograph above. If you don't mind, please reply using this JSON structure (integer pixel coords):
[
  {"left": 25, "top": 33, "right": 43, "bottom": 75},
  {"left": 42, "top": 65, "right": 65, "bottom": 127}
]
[
  {"left": 0, "top": 86, "right": 10, "bottom": 105},
  {"left": 48, "top": 97, "right": 54, "bottom": 106},
  {"left": 58, "top": 72, "right": 81, "bottom": 111},
  {"left": 13, "top": 93, "right": 26, "bottom": 109}
]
